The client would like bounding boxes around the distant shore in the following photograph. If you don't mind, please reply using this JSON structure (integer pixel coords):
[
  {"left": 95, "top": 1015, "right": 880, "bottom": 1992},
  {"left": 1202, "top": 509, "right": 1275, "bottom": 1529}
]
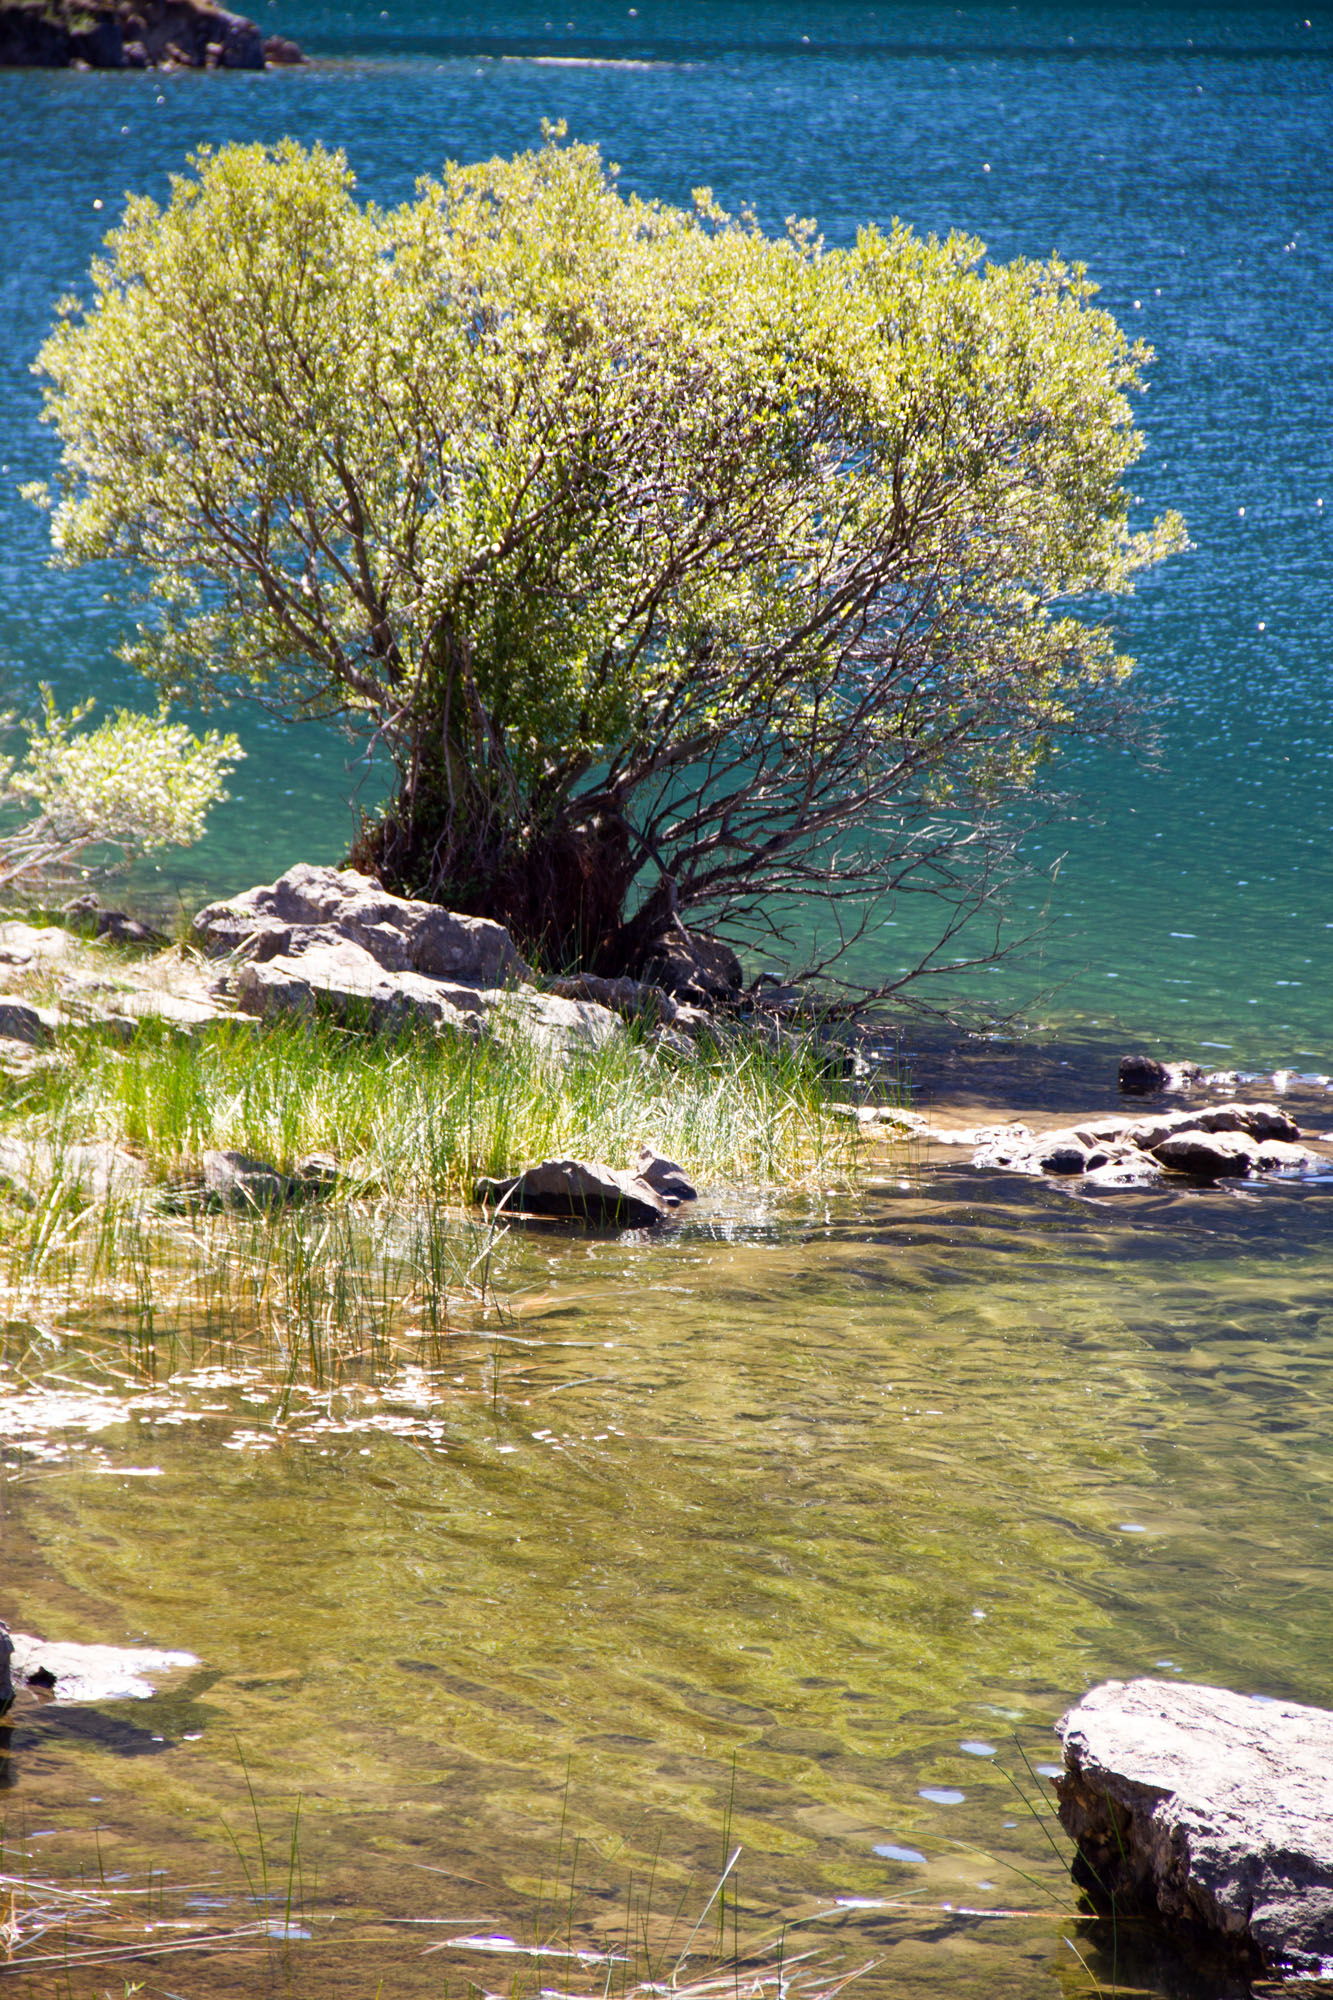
[{"left": 0, "top": 0, "right": 303, "bottom": 70}]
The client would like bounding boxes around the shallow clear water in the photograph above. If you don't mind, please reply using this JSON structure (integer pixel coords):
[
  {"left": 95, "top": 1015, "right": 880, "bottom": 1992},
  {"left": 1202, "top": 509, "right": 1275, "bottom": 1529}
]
[
  {"left": 4, "top": 1141, "right": 1333, "bottom": 1997},
  {"left": 1, "top": 9, "right": 1332, "bottom": 1995},
  {"left": 1, "top": 1, "right": 1330, "bottom": 1060}
]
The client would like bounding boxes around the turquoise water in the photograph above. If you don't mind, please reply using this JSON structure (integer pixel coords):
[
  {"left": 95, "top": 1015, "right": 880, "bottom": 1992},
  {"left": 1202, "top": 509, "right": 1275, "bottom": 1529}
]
[{"left": 2, "top": 2, "right": 1331, "bottom": 1058}]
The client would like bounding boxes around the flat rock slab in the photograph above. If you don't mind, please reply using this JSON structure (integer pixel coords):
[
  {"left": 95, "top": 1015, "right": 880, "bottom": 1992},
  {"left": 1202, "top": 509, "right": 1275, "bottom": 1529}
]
[
  {"left": 1056, "top": 1677, "right": 1333, "bottom": 1975},
  {"left": 0, "top": 1623, "right": 198, "bottom": 1712}
]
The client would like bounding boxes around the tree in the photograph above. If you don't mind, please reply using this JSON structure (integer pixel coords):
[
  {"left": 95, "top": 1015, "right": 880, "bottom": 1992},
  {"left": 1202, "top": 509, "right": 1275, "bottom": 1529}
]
[
  {"left": 0, "top": 690, "right": 242, "bottom": 897},
  {"left": 28, "top": 131, "right": 1184, "bottom": 985}
]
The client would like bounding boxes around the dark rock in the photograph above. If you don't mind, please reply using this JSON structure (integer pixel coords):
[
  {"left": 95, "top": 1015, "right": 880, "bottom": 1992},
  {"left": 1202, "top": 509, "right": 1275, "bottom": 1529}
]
[
  {"left": 262, "top": 30, "right": 302, "bottom": 60},
  {"left": 69, "top": 10, "right": 123, "bottom": 63},
  {"left": 0, "top": 4, "right": 71, "bottom": 63},
  {"left": 64, "top": 899, "right": 170, "bottom": 949},
  {"left": 25, "top": 1664, "right": 56, "bottom": 1691},
  {"left": 476, "top": 1158, "right": 668, "bottom": 1228},
  {"left": 642, "top": 927, "right": 743, "bottom": 1006},
  {"left": 0, "top": 1623, "right": 12, "bottom": 1717},
  {"left": 632, "top": 1146, "right": 697, "bottom": 1204},
  {"left": 202, "top": 1149, "right": 291, "bottom": 1208},
  {"left": 0, "top": 0, "right": 286, "bottom": 68},
  {"left": 0, "top": 1000, "right": 48, "bottom": 1047},
  {"left": 1056, "top": 1677, "right": 1333, "bottom": 1977},
  {"left": 1151, "top": 1131, "right": 1257, "bottom": 1181},
  {"left": 1040, "top": 1141, "right": 1093, "bottom": 1176},
  {"left": 1119, "top": 1054, "right": 1171, "bottom": 1095},
  {"left": 1118, "top": 1054, "right": 1206, "bottom": 1095}
]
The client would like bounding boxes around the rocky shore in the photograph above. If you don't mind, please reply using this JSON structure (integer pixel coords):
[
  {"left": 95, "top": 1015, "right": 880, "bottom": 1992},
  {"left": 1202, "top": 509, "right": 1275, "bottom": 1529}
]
[
  {"left": 0, "top": 0, "right": 303, "bottom": 69},
  {"left": 0, "top": 861, "right": 1330, "bottom": 1220}
]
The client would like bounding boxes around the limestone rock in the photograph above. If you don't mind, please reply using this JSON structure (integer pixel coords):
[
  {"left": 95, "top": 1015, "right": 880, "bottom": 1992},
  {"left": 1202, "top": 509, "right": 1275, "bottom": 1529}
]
[
  {"left": 476, "top": 1158, "right": 669, "bottom": 1228},
  {"left": 1056, "top": 1676, "right": 1333, "bottom": 1975},
  {"left": 0, "top": 1135, "right": 148, "bottom": 1202},
  {"left": 195, "top": 863, "right": 528, "bottom": 987},
  {"left": 492, "top": 988, "right": 622, "bottom": 1053},
  {"left": 232, "top": 941, "right": 488, "bottom": 1036}
]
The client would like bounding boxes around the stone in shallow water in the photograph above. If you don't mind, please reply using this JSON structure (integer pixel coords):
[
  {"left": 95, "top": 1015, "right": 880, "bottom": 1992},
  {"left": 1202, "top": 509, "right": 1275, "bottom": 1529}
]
[
  {"left": 1056, "top": 1677, "right": 1333, "bottom": 1976},
  {"left": 476, "top": 1158, "right": 667, "bottom": 1229}
]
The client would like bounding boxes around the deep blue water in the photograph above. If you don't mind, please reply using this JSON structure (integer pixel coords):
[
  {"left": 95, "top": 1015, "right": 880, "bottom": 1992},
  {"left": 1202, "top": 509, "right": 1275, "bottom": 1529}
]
[{"left": 2, "top": 1, "right": 1330, "bottom": 1061}]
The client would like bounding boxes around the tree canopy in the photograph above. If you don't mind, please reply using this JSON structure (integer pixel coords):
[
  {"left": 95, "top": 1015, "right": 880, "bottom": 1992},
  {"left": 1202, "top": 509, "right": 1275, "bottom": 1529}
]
[{"left": 29, "top": 130, "right": 1185, "bottom": 982}]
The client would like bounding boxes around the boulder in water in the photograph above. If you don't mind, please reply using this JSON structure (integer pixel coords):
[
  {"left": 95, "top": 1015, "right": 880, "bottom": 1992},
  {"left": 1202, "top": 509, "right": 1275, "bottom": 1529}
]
[{"left": 1056, "top": 1677, "right": 1333, "bottom": 1977}]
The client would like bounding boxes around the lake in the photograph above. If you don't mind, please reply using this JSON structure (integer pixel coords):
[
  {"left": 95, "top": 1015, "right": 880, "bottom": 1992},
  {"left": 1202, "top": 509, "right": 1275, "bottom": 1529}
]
[{"left": 0, "top": 5, "right": 1330, "bottom": 1995}]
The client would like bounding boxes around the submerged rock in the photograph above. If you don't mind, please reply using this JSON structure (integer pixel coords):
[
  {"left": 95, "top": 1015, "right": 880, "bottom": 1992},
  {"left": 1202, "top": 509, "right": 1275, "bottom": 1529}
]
[
  {"left": 1056, "top": 1677, "right": 1333, "bottom": 1977},
  {"left": 1119, "top": 1054, "right": 1205, "bottom": 1095},
  {"left": 476, "top": 1157, "right": 674, "bottom": 1228},
  {"left": 4, "top": 1632, "right": 198, "bottom": 1704}
]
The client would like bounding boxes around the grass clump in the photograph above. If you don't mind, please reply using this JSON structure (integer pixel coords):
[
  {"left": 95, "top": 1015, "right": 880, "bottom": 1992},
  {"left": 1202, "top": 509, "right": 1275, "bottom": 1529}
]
[{"left": 8, "top": 1010, "right": 861, "bottom": 1203}]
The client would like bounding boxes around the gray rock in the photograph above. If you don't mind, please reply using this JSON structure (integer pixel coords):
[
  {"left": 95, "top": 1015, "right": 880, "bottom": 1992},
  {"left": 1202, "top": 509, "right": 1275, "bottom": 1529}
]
[
  {"left": 169, "top": 1148, "right": 339, "bottom": 1211},
  {"left": 547, "top": 970, "right": 679, "bottom": 1025},
  {"left": 202, "top": 1150, "right": 293, "bottom": 1208},
  {"left": 195, "top": 863, "right": 528, "bottom": 987},
  {"left": 5, "top": 1632, "right": 197, "bottom": 1704},
  {"left": 492, "top": 988, "right": 623, "bottom": 1053},
  {"left": 1056, "top": 1676, "right": 1333, "bottom": 1976},
  {"left": 1252, "top": 1138, "right": 1325, "bottom": 1174},
  {"left": 230, "top": 941, "right": 622, "bottom": 1052},
  {"left": 0, "top": 923, "right": 73, "bottom": 967},
  {"left": 967, "top": 1102, "right": 1319, "bottom": 1187},
  {"left": 632, "top": 1147, "right": 697, "bottom": 1204},
  {"left": 0, "top": 1136, "right": 148, "bottom": 1203},
  {"left": 476, "top": 1158, "right": 668, "bottom": 1228},
  {"left": 232, "top": 941, "right": 488, "bottom": 1036}
]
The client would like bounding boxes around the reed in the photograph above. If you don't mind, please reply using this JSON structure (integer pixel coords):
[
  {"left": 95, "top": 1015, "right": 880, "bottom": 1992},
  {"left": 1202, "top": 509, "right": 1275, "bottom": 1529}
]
[{"left": 11, "top": 1010, "right": 862, "bottom": 1205}]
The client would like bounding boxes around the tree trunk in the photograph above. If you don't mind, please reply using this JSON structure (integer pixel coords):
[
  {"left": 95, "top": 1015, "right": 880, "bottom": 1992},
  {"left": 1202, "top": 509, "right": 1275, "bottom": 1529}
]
[{"left": 350, "top": 796, "right": 641, "bottom": 975}]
